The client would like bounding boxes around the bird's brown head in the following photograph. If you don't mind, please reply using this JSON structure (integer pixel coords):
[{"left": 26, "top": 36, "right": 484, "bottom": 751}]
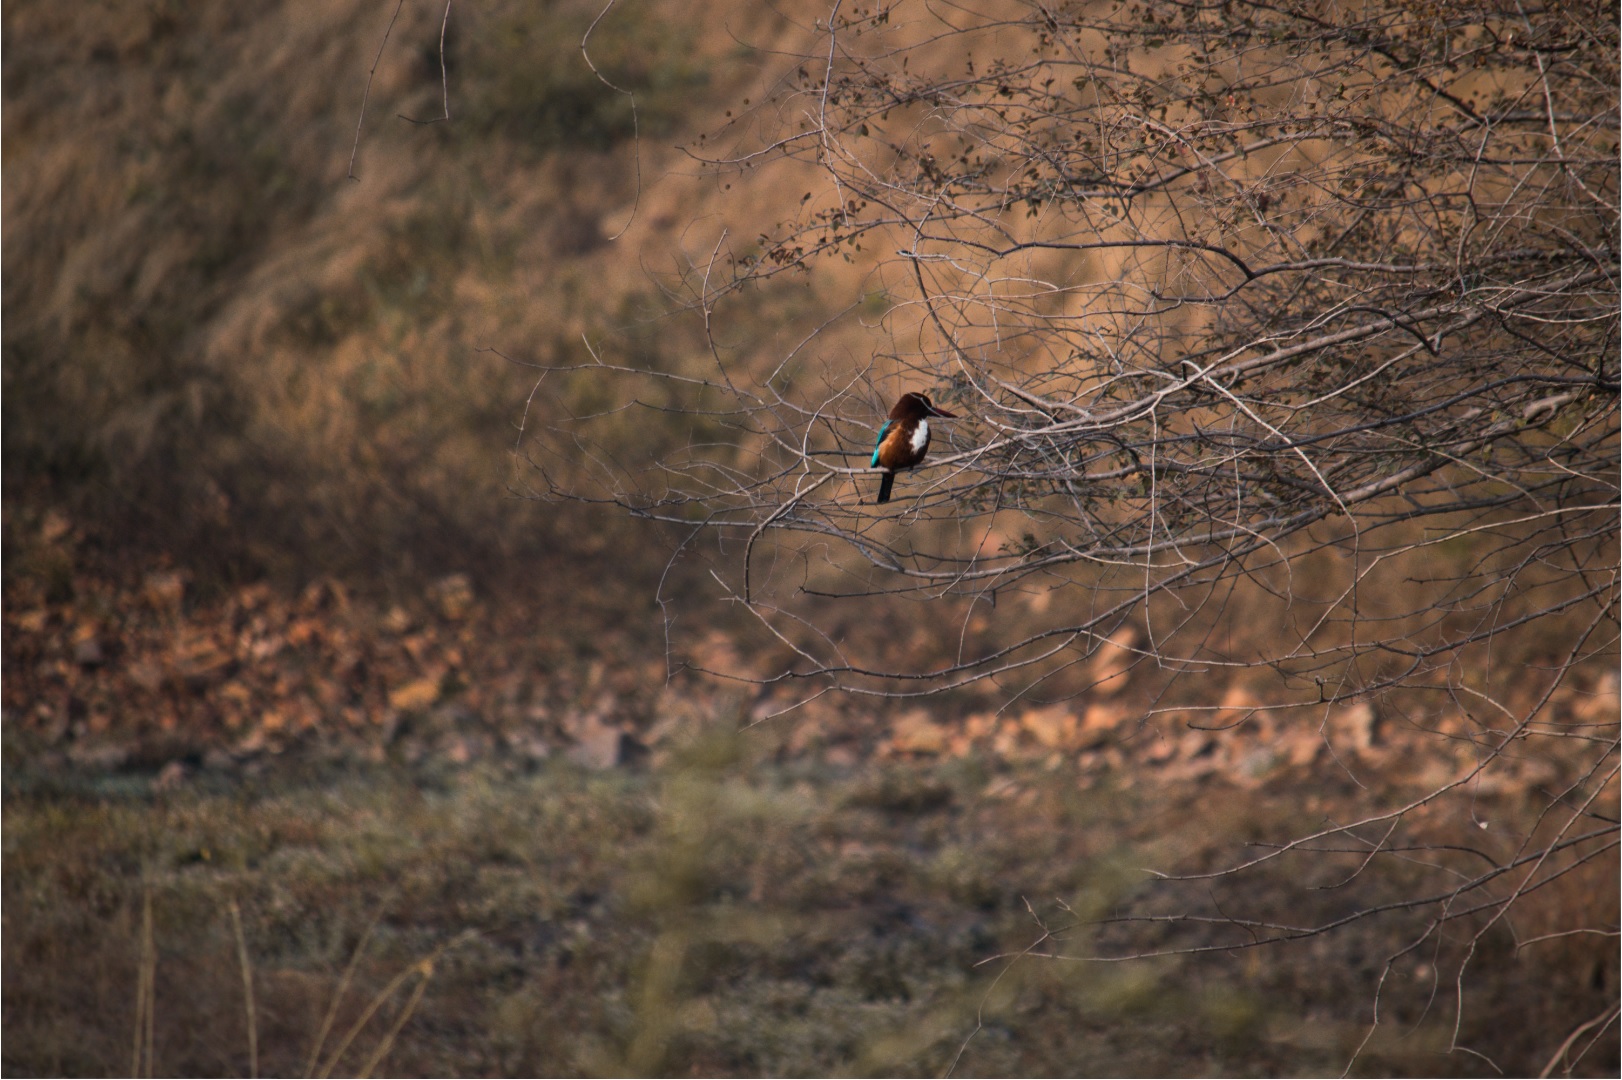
[{"left": 892, "top": 392, "right": 957, "bottom": 420}]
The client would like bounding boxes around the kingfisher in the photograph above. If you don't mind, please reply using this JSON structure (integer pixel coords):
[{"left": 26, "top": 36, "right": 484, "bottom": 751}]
[{"left": 870, "top": 392, "right": 957, "bottom": 503}]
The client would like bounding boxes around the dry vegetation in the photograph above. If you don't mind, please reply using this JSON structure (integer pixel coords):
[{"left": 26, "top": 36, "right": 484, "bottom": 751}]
[
  {"left": 6, "top": 721, "right": 1615, "bottom": 1077},
  {"left": 3, "top": 0, "right": 1617, "bottom": 1076}
]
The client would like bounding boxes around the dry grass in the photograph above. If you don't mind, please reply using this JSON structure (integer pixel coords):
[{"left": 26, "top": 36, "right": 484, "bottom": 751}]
[
  {"left": 0, "top": 0, "right": 821, "bottom": 590},
  {"left": 5, "top": 730, "right": 1615, "bottom": 1078}
]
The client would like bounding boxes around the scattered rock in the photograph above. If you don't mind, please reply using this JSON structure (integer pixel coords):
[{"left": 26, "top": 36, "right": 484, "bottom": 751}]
[
  {"left": 1178, "top": 728, "right": 1217, "bottom": 762},
  {"left": 72, "top": 635, "right": 105, "bottom": 667},
  {"left": 429, "top": 573, "right": 475, "bottom": 620},
  {"left": 690, "top": 630, "right": 743, "bottom": 675},
  {"left": 1211, "top": 685, "right": 1260, "bottom": 730},
  {"left": 1143, "top": 730, "right": 1179, "bottom": 763},
  {"left": 1331, "top": 701, "right": 1378, "bottom": 753},
  {"left": 823, "top": 744, "right": 859, "bottom": 769},
  {"left": 389, "top": 677, "right": 441, "bottom": 712},
  {"left": 1087, "top": 626, "right": 1140, "bottom": 697},
  {"left": 381, "top": 606, "right": 414, "bottom": 634},
  {"left": 442, "top": 733, "right": 476, "bottom": 765},
  {"left": 126, "top": 660, "right": 165, "bottom": 691},
  {"left": 890, "top": 709, "right": 949, "bottom": 755},
  {"left": 505, "top": 731, "right": 552, "bottom": 763},
  {"left": 1571, "top": 671, "right": 1620, "bottom": 726},
  {"left": 963, "top": 712, "right": 998, "bottom": 741},
  {"left": 1281, "top": 725, "right": 1322, "bottom": 767},
  {"left": 39, "top": 511, "right": 71, "bottom": 544},
  {"left": 66, "top": 740, "right": 128, "bottom": 771},
  {"left": 153, "top": 759, "right": 191, "bottom": 790},
  {"left": 781, "top": 713, "right": 829, "bottom": 756},
  {"left": 1233, "top": 747, "right": 1279, "bottom": 788},
  {"left": 1020, "top": 704, "right": 1077, "bottom": 750},
  {"left": 1077, "top": 703, "right": 1125, "bottom": 748},
  {"left": 142, "top": 570, "right": 188, "bottom": 610},
  {"left": 13, "top": 608, "right": 48, "bottom": 634},
  {"left": 566, "top": 712, "right": 636, "bottom": 769}
]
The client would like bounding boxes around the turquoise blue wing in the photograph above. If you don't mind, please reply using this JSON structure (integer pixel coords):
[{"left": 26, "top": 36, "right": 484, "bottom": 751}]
[{"left": 870, "top": 420, "right": 893, "bottom": 468}]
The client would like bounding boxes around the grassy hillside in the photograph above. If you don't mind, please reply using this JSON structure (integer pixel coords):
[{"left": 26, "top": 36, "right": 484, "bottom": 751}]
[{"left": 2, "top": 0, "right": 824, "bottom": 592}]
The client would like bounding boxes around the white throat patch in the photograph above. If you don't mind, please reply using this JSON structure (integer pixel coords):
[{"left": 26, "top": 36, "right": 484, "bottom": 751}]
[{"left": 909, "top": 418, "right": 930, "bottom": 455}]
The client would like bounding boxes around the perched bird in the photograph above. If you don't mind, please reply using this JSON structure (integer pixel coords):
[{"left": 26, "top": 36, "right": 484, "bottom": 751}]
[{"left": 870, "top": 392, "right": 957, "bottom": 503}]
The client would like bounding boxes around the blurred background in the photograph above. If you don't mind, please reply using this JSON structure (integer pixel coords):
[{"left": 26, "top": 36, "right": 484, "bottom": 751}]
[
  {"left": 4, "top": 1, "right": 1616, "bottom": 1076},
  {"left": 5, "top": 0, "right": 761, "bottom": 590}
]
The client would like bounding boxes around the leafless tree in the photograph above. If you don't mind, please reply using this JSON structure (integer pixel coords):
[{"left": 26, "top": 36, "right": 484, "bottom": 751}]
[{"left": 530, "top": 0, "right": 1618, "bottom": 1068}]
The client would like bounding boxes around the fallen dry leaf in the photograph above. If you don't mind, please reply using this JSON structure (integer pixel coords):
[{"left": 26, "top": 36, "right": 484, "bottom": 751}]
[{"left": 389, "top": 677, "right": 441, "bottom": 712}]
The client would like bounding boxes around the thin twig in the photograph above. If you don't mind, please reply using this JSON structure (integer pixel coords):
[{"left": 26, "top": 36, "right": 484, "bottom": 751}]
[
  {"left": 304, "top": 913, "right": 380, "bottom": 1079},
  {"left": 400, "top": 2, "right": 454, "bottom": 125},
  {"left": 348, "top": 0, "right": 407, "bottom": 180},
  {"left": 228, "top": 899, "right": 259, "bottom": 1080},
  {"left": 581, "top": 0, "right": 640, "bottom": 239},
  {"left": 131, "top": 878, "right": 156, "bottom": 1079}
]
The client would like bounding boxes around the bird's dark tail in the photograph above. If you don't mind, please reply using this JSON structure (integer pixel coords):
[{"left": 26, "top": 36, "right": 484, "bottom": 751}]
[{"left": 876, "top": 471, "right": 895, "bottom": 504}]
